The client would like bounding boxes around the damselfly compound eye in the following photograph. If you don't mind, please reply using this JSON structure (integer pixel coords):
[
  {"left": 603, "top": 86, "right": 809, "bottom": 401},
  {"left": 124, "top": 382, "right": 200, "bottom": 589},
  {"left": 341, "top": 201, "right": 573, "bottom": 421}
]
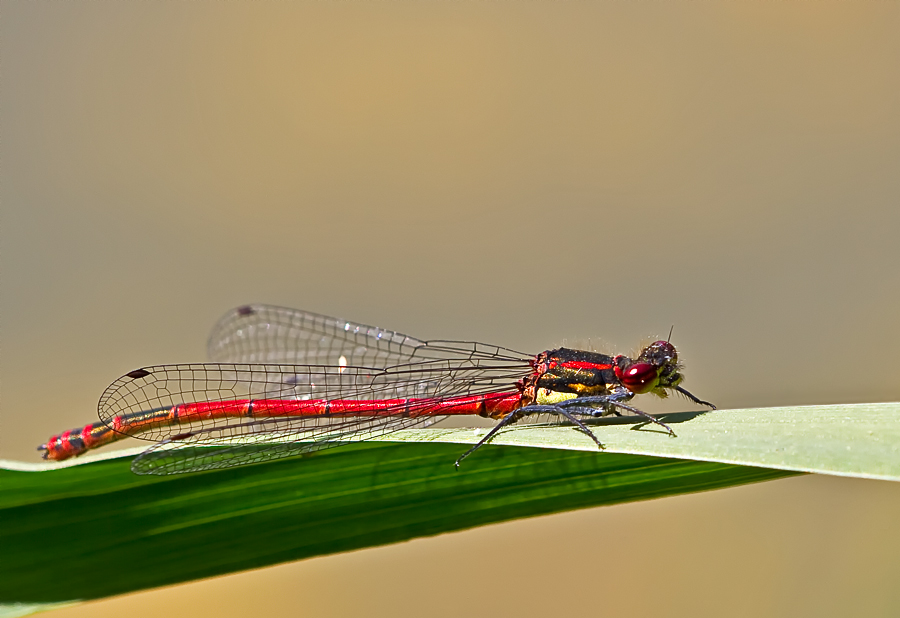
[{"left": 618, "top": 362, "right": 660, "bottom": 393}]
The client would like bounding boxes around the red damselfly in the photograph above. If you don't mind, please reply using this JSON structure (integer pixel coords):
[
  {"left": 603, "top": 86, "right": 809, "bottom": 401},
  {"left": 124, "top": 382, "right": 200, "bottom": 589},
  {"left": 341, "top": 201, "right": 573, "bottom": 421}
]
[{"left": 39, "top": 305, "right": 715, "bottom": 475}]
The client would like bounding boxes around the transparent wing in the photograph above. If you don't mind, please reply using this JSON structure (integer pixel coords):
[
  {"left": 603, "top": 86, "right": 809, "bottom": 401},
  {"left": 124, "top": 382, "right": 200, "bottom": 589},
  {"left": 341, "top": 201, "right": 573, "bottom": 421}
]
[
  {"left": 207, "top": 304, "right": 429, "bottom": 366},
  {"left": 100, "top": 358, "right": 532, "bottom": 475},
  {"left": 206, "top": 304, "right": 529, "bottom": 368},
  {"left": 132, "top": 415, "right": 428, "bottom": 475}
]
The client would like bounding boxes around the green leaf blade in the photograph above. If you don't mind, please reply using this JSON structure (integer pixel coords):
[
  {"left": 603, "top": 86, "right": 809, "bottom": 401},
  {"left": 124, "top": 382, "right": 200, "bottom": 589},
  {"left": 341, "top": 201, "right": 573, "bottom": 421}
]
[
  {"left": 0, "top": 443, "right": 793, "bottom": 603},
  {"left": 4, "top": 402, "right": 897, "bottom": 604},
  {"left": 378, "top": 402, "right": 900, "bottom": 480}
]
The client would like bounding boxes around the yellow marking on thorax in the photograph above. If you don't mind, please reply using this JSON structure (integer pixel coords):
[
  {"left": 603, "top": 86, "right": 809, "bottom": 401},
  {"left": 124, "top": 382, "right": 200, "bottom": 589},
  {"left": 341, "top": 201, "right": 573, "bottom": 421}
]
[
  {"left": 535, "top": 389, "right": 579, "bottom": 405},
  {"left": 567, "top": 383, "right": 609, "bottom": 395}
]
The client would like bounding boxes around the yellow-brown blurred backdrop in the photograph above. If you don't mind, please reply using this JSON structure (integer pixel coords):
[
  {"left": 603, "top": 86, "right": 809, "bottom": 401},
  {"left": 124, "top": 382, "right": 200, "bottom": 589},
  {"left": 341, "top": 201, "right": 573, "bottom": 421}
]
[{"left": 2, "top": 2, "right": 899, "bottom": 616}]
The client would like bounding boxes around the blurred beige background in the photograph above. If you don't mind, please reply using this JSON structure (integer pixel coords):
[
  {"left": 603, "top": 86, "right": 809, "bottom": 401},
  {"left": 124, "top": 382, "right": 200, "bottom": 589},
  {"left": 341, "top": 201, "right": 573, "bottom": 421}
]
[{"left": 2, "top": 1, "right": 899, "bottom": 616}]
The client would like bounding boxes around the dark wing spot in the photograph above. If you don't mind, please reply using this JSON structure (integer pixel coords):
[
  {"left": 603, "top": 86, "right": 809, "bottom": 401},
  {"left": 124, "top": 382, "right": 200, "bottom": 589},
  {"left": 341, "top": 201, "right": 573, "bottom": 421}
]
[{"left": 126, "top": 369, "right": 151, "bottom": 379}]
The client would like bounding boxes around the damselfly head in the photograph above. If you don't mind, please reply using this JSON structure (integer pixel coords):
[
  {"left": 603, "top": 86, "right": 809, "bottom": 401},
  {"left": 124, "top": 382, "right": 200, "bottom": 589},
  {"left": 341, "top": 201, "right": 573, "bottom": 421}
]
[
  {"left": 638, "top": 340, "right": 678, "bottom": 366},
  {"left": 615, "top": 340, "right": 684, "bottom": 396}
]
